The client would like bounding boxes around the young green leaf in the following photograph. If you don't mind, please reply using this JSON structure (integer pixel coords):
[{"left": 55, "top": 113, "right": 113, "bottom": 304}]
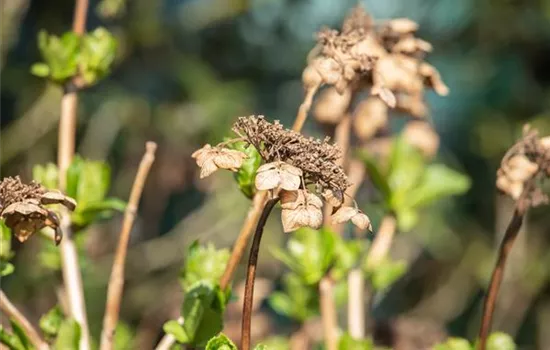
[
  {"left": 114, "top": 322, "right": 135, "bottom": 350},
  {"left": 486, "top": 332, "right": 516, "bottom": 350},
  {"left": 39, "top": 305, "right": 64, "bottom": 338},
  {"left": 254, "top": 345, "right": 268, "bottom": 350},
  {"left": 358, "top": 151, "right": 391, "bottom": 204},
  {"left": 33, "top": 30, "right": 80, "bottom": 84},
  {"left": 32, "top": 163, "right": 59, "bottom": 190},
  {"left": 0, "top": 221, "right": 14, "bottom": 261},
  {"left": 80, "top": 28, "right": 117, "bottom": 85},
  {"left": 433, "top": 337, "right": 472, "bottom": 350},
  {"left": 0, "top": 262, "right": 14, "bottom": 277},
  {"left": 163, "top": 320, "right": 189, "bottom": 344},
  {"left": 268, "top": 273, "right": 319, "bottom": 322},
  {"left": 365, "top": 258, "right": 407, "bottom": 292},
  {"left": 53, "top": 319, "right": 81, "bottom": 350},
  {"left": 30, "top": 63, "right": 50, "bottom": 77},
  {"left": 205, "top": 333, "right": 238, "bottom": 350},
  {"left": 9, "top": 321, "right": 31, "bottom": 350},
  {"left": 180, "top": 243, "right": 230, "bottom": 290},
  {"left": 230, "top": 142, "right": 262, "bottom": 199}
]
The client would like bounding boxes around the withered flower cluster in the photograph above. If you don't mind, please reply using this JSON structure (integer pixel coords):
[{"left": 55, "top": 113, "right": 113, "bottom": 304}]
[
  {"left": 192, "top": 116, "right": 371, "bottom": 233},
  {"left": 0, "top": 176, "right": 77, "bottom": 245},
  {"left": 496, "top": 127, "right": 550, "bottom": 205},
  {"left": 309, "top": 5, "right": 446, "bottom": 160}
]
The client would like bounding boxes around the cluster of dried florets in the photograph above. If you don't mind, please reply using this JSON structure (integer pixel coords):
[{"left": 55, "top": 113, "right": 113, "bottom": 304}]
[
  {"left": 309, "top": 5, "right": 446, "bottom": 160},
  {"left": 0, "top": 176, "right": 77, "bottom": 245},
  {"left": 192, "top": 115, "right": 371, "bottom": 233},
  {"left": 496, "top": 127, "right": 550, "bottom": 205}
]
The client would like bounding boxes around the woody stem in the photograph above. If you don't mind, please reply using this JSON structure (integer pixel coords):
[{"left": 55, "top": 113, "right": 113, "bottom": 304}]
[{"left": 241, "top": 198, "right": 279, "bottom": 350}]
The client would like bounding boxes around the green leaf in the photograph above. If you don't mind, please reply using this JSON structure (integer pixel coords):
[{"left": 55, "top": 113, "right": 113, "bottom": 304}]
[
  {"left": 332, "top": 239, "right": 365, "bottom": 281},
  {"left": 486, "top": 332, "right": 516, "bottom": 350},
  {"left": 114, "top": 322, "right": 135, "bottom": 350},
  {"left": 39, "top": 305, "right": 64, "bottom": 338},
  {"left": 406, "top": 164, "right": 471, "bottom": 209},
  {"left": 0, "top": 221, "right": 14, "bottom": 260},
  {"left": 254, "top": 345, "right": 268, "bottom": 350},
  {"left": 10, "top": 321, "right": 31, "bottom": 350},
  {"left": 0, "top": 325, "right": 25, "bottom": 350},
  {"left": 394, "top": 207, "right": 419, "bottom": 233},
  {"left": 31, "top": 63, "right": 50, "bottom": 77},
  {"left": 180, "top": 243, "right": 230, "bottom": 290},
  {"left": 230, "top": 142, "right": 262, "bottom": 199},
  {"left": 0, "top": 262, "right": 14, "bottom": 277},
  {"left": 205, "top": 333, "right": 238, "bottom": 350},
  {"left": 260, "top": 336, "right": 290, "bottom": 350},
  {"left": 271, "top": 227, "right": 336, "bottom": 285},
  {"left": 53, "top": 319, "right": 81, "bottom": 350},
  {"left": 80, "top": 27, "right": 117, "bottom": 85},
  {"left": 163, "top": 320, "right": 189, "bottom": 344},
  {"left": 268, "top": 273, "right": 319, "bottom": 322},
  {"left": 358, "top": 151, "right": 391, "bottom": 203},
  {"left": 32, "top": 163, "right": 59, "bottom": 190},
  {"left": 66, "top": 156, "right": 84, "bottom": 199},
  {"left": 75, "top": 159, "right": 111, "bottom": 207},
  {"left": 180, "top": 281, "right": 225, "bottom": 346},
  {"left": 338, "top": 332, "right": 373, "bottom": 350},
  {"left": 268, "top": 292, "right": 294, "bottom": 318},
  {"left": 71, "top": 197, "right": 126, "bottom": 227}
]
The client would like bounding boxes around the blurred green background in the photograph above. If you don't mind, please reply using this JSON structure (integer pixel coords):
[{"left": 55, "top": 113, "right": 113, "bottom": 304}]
[{"left": 2, "top": 0, "right": 550, "bottom": 349}]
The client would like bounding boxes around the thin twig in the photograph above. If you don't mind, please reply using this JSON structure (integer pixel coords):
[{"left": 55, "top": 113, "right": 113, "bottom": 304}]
[
  {"left": 347, "top": 269, "right": 365, "bottom": 338},
  {"left": 478, "top": 203, "right": 527, "bottom": 350},
  {"left": 56, "top": 1, "right": 91, "bottom": 349},
  {"left": 292, "top": 86, "right": 318, "bottom": 132},
  {"left": 241, "top": 198, "right": 279, "bottom": 350},
  {"left": 0, "top": 290, "right": 49, "bottom": 350},
  {"left": 319, "top": 276, "right": 338, "bottom": 350},
  {"left": 99, "top": 142, "right": 157, "bottom": 350},
  {"left": 364, "top": 215, "right": 397, "bottom": 270}
]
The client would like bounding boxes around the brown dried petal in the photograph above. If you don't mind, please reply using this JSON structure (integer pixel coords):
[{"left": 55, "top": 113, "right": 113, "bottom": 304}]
[
  {"left": 351, "top": 212, "right": 372, "bottom": 231},
  {"left": 314, "top": 87, "right": 352, "bottom": 124},
  {"left": 505, "top": 155, "right": 539, "bottom": 182},
  {"left": 371, "top": 85, "right": 396, "bottom": 108},
  {"left": 496, "top": 175, "right": 523, "bottom": 200},
  {"left": 350, "top": 35, "right": 386, "bottom": 58},
  {"left": 392, "top": 37, "right": 433, "bottom": 54},
  {"left": 191, "top": 144, "right": 213, "bottom": 167},
  {"left": 280, "top": 190, "right": 323, "bottom": 232},
  {"left": 255, "top": 162, "right": 302, "bottom": 191},
  {"left": 353, "top": 97, "right": 389, "bottom": 141},
  {"left": 419, "top": 63, "right": 449, "bottom": 96},
  {"left": 331, "top": 206, "right": 357, "bottom": 224},
  {"left": 322, "top": 188, "right": 344, "bottom": 207},
  {"left": 200, "top": 159, "right": 219, "bottom": 179},
  {"left": 403, "top": 121, "right": 440, "bottom": 159},
  {"left": 41, "top": 191, "right": 77, "bottom": 211},
  {"left": 213, "top": 149, "right": 247, "bottom": 170},
  {"left": 2, "top": 202, "right": 48, "bottom": 243},
  {"left": 313, "top": 57, "right": 342, "bottom": 86},
  {"left": 280, "top": 190, "right": 304, "bottom": 210}
]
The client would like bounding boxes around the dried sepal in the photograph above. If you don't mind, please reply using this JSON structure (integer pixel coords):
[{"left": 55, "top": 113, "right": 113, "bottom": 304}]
[
  {"left": 322, "top": 188, "right": 344, "bottom": 207},
  {"left": 419, "top": 63, "right": 449, "bottom": 96},
  {"left": 255, "top": 161, "right": 302, "bottom": 191},
  {"left": 331, "top": 206, "right": 372, "bottom": 231},
  {"left": 40, "top": 190, "right": 77, "bottom": 211},
  {"left": 192, "top": 144, "right": 248, "bottom": 178},
  {"left": 280, "top": 190, "right": 323, "bottom": 233}
]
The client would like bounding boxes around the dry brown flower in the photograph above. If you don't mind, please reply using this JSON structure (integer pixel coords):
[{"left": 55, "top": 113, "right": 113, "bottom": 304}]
[
  {"left": 402, "top": 121, "right": 440, "bottom": 159},
  {"left": 331, "top": 206, "right": 372, "bottom": 231},
  {"left": 192, "top": 144, "right": 248, "bottom": 178},
  {"left": 255, "top": 161, "right": 302, "bottom": 191},
  {"left": 496, "top": 127, "right": 550, "bottom": 204},
  {"left": 0, "top": 176, "right": 77, "bottom": 245},
  {"left": 280, "top": 190, "right": 323, "bottom": 232},
  {"left": 313, "top": 87, "right": 352, "bottom": 124},
  {"left": 353, "top": 96, "right": 389, "bottom": 141},
  {"left": 233, "top": 115, "right": 351, "bottom": 196}
]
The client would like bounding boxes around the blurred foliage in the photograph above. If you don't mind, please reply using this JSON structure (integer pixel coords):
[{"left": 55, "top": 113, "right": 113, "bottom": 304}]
[
  {"left": 0, "top": 221, "right": 15, "bottom": 277},
  {"left": 228, "top": 140, "right": 262, "bottom": 199}
]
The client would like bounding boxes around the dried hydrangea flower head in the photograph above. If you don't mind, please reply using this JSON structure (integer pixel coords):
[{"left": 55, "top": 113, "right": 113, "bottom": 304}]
[
  {"left": 496, "top": 126, "right": 550, "bottom": 205},
  {"left": 192, "top": 115, "right": 373, "bottom": 233},
  {"left": 0, "top": 176, "right": 77, "bottom": 245}
]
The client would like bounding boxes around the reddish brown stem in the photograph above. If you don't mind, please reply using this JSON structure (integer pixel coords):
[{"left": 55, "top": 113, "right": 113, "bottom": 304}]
[
  {"left": 241, "top": 198, "right": 279, "bottom": 350},
  {"left": 99, "top": 142, "right": 157, "bottom": 350},
  {"left": 478, "top": 205, "right": 526, "bottom": 350}
]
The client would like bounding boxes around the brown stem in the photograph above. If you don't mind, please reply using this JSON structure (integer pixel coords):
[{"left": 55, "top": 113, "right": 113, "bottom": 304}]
[
  {"left": 241, "top": 198, "right": 279, "bottom": 350},
  {"left": 477, "top": 204, "right": 526, "bottom": 350},
  {"left": 99, "top": 142, "right": 157, "bottom": 350},
  {"left": 291, "top": 86, "right": 318, "bottom": 132},
  {"left": 220, "top": 191, "right": 268, "bottom": 290},
  {"left": 56, "top": 0, "right": 91, "bottom": 344},
  {"left": 364, "top": 215, "right": 397, "bottom": 270},
  {"left": 319, "top": 276, "right": 338, "bottom": 350},
  {"left": 0, "top": 291, "right": 49, "bottom": 350},
  {"left": 347, "top": 268, "right": 365, "bottom": 338}
]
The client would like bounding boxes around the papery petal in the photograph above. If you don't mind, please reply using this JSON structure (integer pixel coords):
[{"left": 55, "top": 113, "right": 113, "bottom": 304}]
[
  {"left": 351, "top": 212, "right": 372, "bottom": 231},
  {"left": 306, "top": 206, "right": 323, "bottom": 229},
  {"left": 200, "top": 159, "right": 219, "bottom": 178},
  {"left": 331, "top": 206, "right": 358, "bottom": 224},
  {"left": 280, "top": 190, "right": 304, "bottom": 210},
  {"left": 305, "top": 192, "right": 323, "bottom": 209},
  {"left": 255, "top": 168, "right": 281, "bottom": 190},
  {"left": 281, "top": 208, "right": 309, "bottom": 233}
]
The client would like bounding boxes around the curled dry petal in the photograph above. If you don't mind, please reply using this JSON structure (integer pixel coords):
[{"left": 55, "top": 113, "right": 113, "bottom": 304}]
[
  {"left": 331, "top": 206, "right": 372, "bottom": 231},
  {"left": 387, "top": 18, "right": 419, "bottom": 34},
  {"left": 41, "top": 190, "right": 77, "bottom": 211},
  {"left": 419, "top": 63, "right": 449, "bottom": 96},
  {"left": 280, "top": 190, "right": 323, "bottom": 233},
  {"left": 496, "top": 174, "right": 523, "bottom": 200},
  {"left": 371, "top": 85, "right": 397, "bottom": 108},
  {"left": 255, "top": 161, "right": 302, "bottom": 191},
  {"left": 192, "top": 144, "right": 248, "bottom": 179},
  {"left": 322, "top": 188, "right": 344, "bottom": 207}
]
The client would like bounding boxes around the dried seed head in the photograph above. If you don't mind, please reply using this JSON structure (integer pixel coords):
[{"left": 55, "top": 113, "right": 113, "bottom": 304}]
[
  {"left": 395, "top": 95, "right": 428, "bottom": 119},
  {"left": 280, "top": 190, "right": 323, "bottom": 232},
  {"left": 233, "top": 115, "right": 351, "bottom": 196},
  {"left": 496, "top": 127, "right": 550, "bottom": 206},
  {"left": 0, "top": 176, "right": 76, "bottom": 245},
  {"left": 385, "top": 18, "right": 419, "bottom": 35},
  {"left": 255, "top": 161, "right": 302, "bottom": 191},
  {"left": 402, "top": 121, "right": 440, "bottom": 159},
  {"left": 192, "top": 144, "right": 248, "bottom": 178}
]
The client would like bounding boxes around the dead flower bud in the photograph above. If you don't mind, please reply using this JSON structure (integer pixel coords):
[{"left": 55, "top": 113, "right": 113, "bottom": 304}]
[
  {"left": 313, "top": 87, "right": 352, "bottom": 124},
  {"left": 392, "top": 36, "right": 433, "bottom": 54},
  {"left": 496, "top": 173, "right": 524, "bottom": 200},
  {"left": 402, "top": 121, "right": 440, "bottom": 159},
  {"left": 371, "top": 85, "right": 397, "bottom": 108},
  {"left": 353, "top": 97, "right": 389, "bottom": 141},
  {"left": 539, "top": 136, "right": 550, "bottom": 150},
  {"left": 302, "top": 65, "right": 323, "bottom": 90},
  {"left": 322, "top": 188, "right": 344, "bottom": 207},
  {"left": 192, "top": 144, "right": 248, "bottom": 178},
  {"left": 386, "top": 18, "right": 419, "bottom": 34},
  {"left": 331, "top": 206, "right": 372, "bottom": 231},
  {"left": 311, "top": 57, "right": 342, "bottom": 87},
  {"left": 373, "top": 55, "right": 423, "bottom": 96},
  {"left": 255, "top": 161, "right": 302, "bottom": 191},
  {"left": 395, "top": 95, "right": 428, "bottom": 118},
  {"left": 280, "top": 190, "right": 323, "bottom": 233}
]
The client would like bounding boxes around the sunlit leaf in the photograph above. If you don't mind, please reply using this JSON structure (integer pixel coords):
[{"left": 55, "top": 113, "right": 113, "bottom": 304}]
[
  {"left": 53, "top": 319, "right": 81, "bottom": 350},
  {"left": 39, "top": 305, "right": 64, "bottom": 338},
  {"left": 0, "top": 325, "right": 25, "bottom": 350},
  {"left": 205, "top": 333, "right": 238, "bottom": 350},
  {"left": 229, "top": 142, "right": 262, "bottom": 199},
  {"left": 338, "top": 332, "right": 373, "bottom": 350},
  {"left": 180, "top": 242, "right": 230, "bottom": 290}
]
